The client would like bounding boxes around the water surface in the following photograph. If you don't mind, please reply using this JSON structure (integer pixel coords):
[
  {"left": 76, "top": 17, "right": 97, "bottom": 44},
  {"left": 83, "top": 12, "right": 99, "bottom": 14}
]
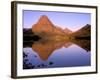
[{"left": 23, "top": 40, "right": 91, "bottom": 69}]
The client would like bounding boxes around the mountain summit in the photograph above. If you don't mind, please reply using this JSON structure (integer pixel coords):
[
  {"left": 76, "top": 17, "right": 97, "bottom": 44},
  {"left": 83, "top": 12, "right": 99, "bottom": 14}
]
[
  {"left": 37, "top": 15, "right": 53, "bottom": 25},
  {"left": 32, "top": 15, "right": 54, "bottom": 33}
]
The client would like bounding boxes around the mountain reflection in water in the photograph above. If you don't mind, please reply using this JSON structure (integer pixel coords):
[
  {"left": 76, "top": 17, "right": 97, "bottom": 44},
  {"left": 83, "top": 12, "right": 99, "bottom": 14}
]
[{"left": 23, "top": 40, "right": 91, "bottom": 69}]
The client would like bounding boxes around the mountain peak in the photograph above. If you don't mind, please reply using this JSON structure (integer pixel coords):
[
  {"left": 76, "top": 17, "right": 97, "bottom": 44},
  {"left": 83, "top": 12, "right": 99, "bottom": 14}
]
[
  {"left": 37, "top": 15, "right": 53, "bottom": 25},
  {"left": 40, "top": 15, "right": 48, "bottom": 19},
  {"left": 64, "top": 28, "right": 72, "bottom": 34},
  {"left": 32, "top": 15, "right": 54, "bottom": 33},
  {"left": 85, "top": 24, "right": 91, "bottom": 26}
]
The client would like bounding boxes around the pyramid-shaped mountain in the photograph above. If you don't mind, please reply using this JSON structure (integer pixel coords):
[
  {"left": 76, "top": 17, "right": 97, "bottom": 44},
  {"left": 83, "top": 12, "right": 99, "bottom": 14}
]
[
  {"left": 32, "top": 15, "right": 71, "bottom": 35},
  {"left": 32, "top": 15, "right": 54, "bottom": 34},
  {"left": 36, "top": 15, "right": 53, "bottom": 25}
]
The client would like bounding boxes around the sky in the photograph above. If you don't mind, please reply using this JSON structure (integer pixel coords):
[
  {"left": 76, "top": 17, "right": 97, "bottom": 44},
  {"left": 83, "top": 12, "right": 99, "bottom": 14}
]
[{"left": 23, "top": 10, "right": 91, "bottom": 31}]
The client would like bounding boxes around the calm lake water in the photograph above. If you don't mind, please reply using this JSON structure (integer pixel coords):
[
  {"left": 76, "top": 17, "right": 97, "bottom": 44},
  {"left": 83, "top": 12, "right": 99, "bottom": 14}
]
[{"left": 23, "top": 40, "right": 91, "bottom": 69}]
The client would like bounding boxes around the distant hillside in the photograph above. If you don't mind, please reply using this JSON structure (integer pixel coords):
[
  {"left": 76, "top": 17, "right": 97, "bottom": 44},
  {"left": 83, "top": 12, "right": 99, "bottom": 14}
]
[
  {"left": 72, "top": 24, "right": 91, "bottom": 39},
  {"left": 23, "top": 28, "right": 33, "bottom": 35},
  {"left": 23, "top": 28, "right": 41, "bottom": 41},
  {"left": 63, "top": 28, "right": 73, "bottom": 34},
  {"left": 54, "top": 26, "right": 65, "bottom": 35}
]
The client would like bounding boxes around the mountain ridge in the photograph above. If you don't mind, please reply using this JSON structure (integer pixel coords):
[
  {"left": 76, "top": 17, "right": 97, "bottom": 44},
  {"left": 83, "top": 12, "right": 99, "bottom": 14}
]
[
  {"left": 72, "top": 24, "right": 91, "bottom": 38},
  {"left": 24, "top": 15, "right": 91, "bottom": 41},
  {"left": 32, "top": 15, "right": 73, "bottom": 35}
]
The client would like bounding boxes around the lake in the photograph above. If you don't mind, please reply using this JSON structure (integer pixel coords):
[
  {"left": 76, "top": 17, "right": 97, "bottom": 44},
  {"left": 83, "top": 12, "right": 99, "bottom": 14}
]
[{"left": 23, "top": 40, "right": 91, "bottom": 69}]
